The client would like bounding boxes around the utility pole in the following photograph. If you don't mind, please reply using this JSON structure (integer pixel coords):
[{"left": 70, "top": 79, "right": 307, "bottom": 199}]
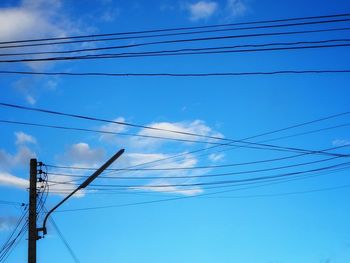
[
  {"left": 28, "top": 149, "right": 125, "bottom": 263},
  {"left": 28, "top": 158, "right": 38, "bottom": 263}
]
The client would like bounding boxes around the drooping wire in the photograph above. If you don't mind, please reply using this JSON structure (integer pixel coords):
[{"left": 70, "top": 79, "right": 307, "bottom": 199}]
[
  {"left": 55, "top": 163, "right": 350, "bottom": 213},
  {"left": 2, "top": 38, "right": 350, "bottom": 62},
  {"left": 0, "top": 102, "right": 346, "bottom": 158},
  {"left": 43, "top": 207, "right": 81, "bottom": 263},
  {"left": 1, "top": 12, "right": 350, "bottom": 46}
]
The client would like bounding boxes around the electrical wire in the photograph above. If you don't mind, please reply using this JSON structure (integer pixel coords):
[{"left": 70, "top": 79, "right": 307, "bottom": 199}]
[
  {"left": 0, "top": 38, "right": 350, "bottom": 59},
  {"left": 43, "top": 208, "right": 80, "bottom": 263},
  {"left": 0, "top": 206, "right": 28, "bottom": 262},
  {"left": 2, "top": 12, "right": 350, "bottom": 45},
  {"left": 0, "top": 102, "right": 346, "bottom": 158},
  {"left": 47, "top": 164, "right": 350, "bottom": 198},
  {"left": 55, "top": 163, "right": 350, "bottom": 213},
  {"left": 2, "top": 41, "right": 350, "bottom": 64},
  {"left": 203, "top": 183, "right": 350, "bottom": 199},
  {"left": 47, "top": 144, "right": 349, "bottom": 173},
  {"left": 47, "top": 159, "right": 350, "bottom": 189},
  {"left": 1, "top": 109, "right": 349, "bottom": 177},
  {"left": 0, "top": 200, "right": 25, "bottom": 207},
  {"left": 1, "top": 69, "right": 350, "bottom": 77}
]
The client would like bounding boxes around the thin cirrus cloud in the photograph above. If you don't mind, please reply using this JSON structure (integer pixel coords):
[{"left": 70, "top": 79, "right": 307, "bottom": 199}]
[
  {"left": 185, "top": 0, "right": 248, "bottom": 21},
  {"left": 0, "top": 217, "right": 20, "bottom": 232},
  {"left": 15, "top": 131, "right": 37, "bottom": 145},
  {"left": 187, "top": 1, "right": 218, "bottom": 21},
  {"left": 226, "top": 0, "right": 247, "bottom": 17}
]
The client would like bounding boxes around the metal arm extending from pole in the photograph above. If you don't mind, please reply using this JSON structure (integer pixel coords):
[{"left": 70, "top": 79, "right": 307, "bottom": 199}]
[{"left": 38, "top": 149, "right": 125, "bottom": 235}]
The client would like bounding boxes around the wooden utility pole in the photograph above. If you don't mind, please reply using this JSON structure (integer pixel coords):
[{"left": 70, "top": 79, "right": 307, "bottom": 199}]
[{"left": 28, "top": 158, "right": 37, "bottom": 263}]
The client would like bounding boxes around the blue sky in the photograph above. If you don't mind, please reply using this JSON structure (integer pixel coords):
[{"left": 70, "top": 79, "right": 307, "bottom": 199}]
[{"left": 1, "top": 0, "right": 350, "bottom": 262}]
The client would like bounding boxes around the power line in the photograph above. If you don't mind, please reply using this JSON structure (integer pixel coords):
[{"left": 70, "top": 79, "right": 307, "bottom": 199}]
[
  {"left": 49, "top": 164, "right": 350, "bottom": 196},
  {"left": 1, "top": 102, "right": 345, "bottom": 158},
  {"left": 46, "top": 143, "right": 350, "bottom": 173},
  {"left": 3, "top": 38, "right": 349, "bottom": 58},
  {"left": 47, "top": 157, "right": 349, "bottom": 188},
  {"left": 0, "top": 208, "right": 28, "bottom": 262},
  {"left": 2, "top": 17, "right": 350, "bottom": 52},
  {"left": 202, "top": 183, "right": 350, "bottom": 199},
  {"left": 1, "top": 27, "right": 350, "bottom": 61},
  {"left": 0, "top": 200, "right": 25, "bottom": 207},
  {"left": 2, "top": 111, "right": 348, "bottom": 176},
  {"left": 2, "top": 12, "right": 350, "bottom": 46},
  {"left": 54, "top": 164, "right": 350, "bottom": 212},
  {"left": 3, "top": 119, "right": 349, "bottom": 170},
  {"left": 102, "top": 112, "right": 350, "bottom": 173},
  {"left": 45, "top": 213, "right": 80, "bottom": 263},
  {"left": 1, "top": 69, "right": 350, "bottom": 77},
  {"left": 0, "top": 120, "right": 227, "bottom": 146},
  {"left": 3, "top": 40, "right": 350, "bottom": 63}
]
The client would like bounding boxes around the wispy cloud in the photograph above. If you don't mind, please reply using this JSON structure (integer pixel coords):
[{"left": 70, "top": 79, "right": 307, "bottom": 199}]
[
  {"left": 99, "top": 117, "right": 128, "bottom": 143},
  {"left": 0, "top": 217, "right": 20, "bottom": 231},
  {"left": 0, "top": 172, "right": 28, "bottom": 189},
  {"left": 187, "top": 1, "right": 218, "bottom": 21},
  {"left": 59, "top": 142, "right": 105, "bottom": 167},
  {"left": 208, "top": 153, "right": 224, "bottom": 162},
  {"left": 226, "top": 0, "right": 248, "bottom": 18},
  {"left": 132, "top": 120, "right": 223, "bottom": 149},
  {"left": 15, "top": 131, "right": 37, "bottom": 145}
]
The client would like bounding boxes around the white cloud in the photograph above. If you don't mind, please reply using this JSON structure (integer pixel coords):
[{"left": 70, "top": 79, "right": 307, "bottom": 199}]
[
  {"left": 112, "top": 152, "right": 206, "bottom": 196},
  {"left": 94, "top": 118, "right": 224, "bottom": 196},
  {"left": 137, "top": 183, "right": 203, "bottom": 196},
  {"left": 0, "top": 146, "right": 36, "bottom": 171},
  {"left": 50, "top": 142, "right": 107, "bottom": 196},
  {"left": 187, "top": 1, "right": 218, "bottom": 21},
  {"left": 1, "top": 0, "right": 89, "bottom": 103},
  {"left": 226, "top": 0, "right": 247, "bottom": 17},
  {"left": 208, "top": 153, "right": 224, "bottom": 162},
  {"left": 99, "top": 117, "right": 128, "bottom": 143},
  {"left": 60, "top": 143, "right": 105, "bottom": 167},
  {"left": 133, "top": 120, "right": 223, "bottom": 149},
  {"left": 0, "top": 172, "right": 28, "bottom": 189},
  {"left": 0, "top": 217, "right": 19, "bottom": 231},
  {"left": 0, "top": 0, "right": 80, "bottom": 42},
  {"left": 0, "top": 118, "right": 225, "bottom": 197},
  {"left": 125, "top": 152, "right": 197, "bottom": 169},
  {"left": 15, "top": 131, "right": 37, "bottom": 145}
]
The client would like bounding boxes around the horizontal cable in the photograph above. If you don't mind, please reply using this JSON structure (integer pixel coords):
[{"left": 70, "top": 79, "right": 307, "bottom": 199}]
[
  {"left": 3, "top": 40, "right": 350, "bottom": 63},
  {"left": 2, "top": 12, "right": 350, "bottom": 46},
  {"left": 0, "top": 200, "right": 26, "bottom": 206},
  {"left": 48, "top": 156, "right": 346, "bottom": 185},
  {"left": 1, "top": 27, "right": 350, "bottom": 59},
  {"left": 3, "top": 119, "right": 349, "bottom": 173},
  {"left": 1, "top": 69, "right": 350, "bottom": 78},
  {"left": 102, "top": 113, "right": 350, "bottom": 173},
  {"left": 2, "top": 18, "right": 350, "bottom": 51},
  {"left": 3, "top": 38, "right": 349, "bottom": 58},
  {"left": 55, "top": 165, "right": 350, "bottom": 195},
  {"left": 55, "top": 165, "right": 350, "bottom": 212},
  {"left": 47, "top": 147, "right": 349, "bottom": 173},
  {"left": 1, "top": 102, "right": 344, "bottom": 158}
]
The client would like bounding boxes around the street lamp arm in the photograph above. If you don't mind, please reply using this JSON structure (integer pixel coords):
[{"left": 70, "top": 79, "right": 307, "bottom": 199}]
[{"left": 39, "top": 149, "right": 125, "bottom": 235}]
